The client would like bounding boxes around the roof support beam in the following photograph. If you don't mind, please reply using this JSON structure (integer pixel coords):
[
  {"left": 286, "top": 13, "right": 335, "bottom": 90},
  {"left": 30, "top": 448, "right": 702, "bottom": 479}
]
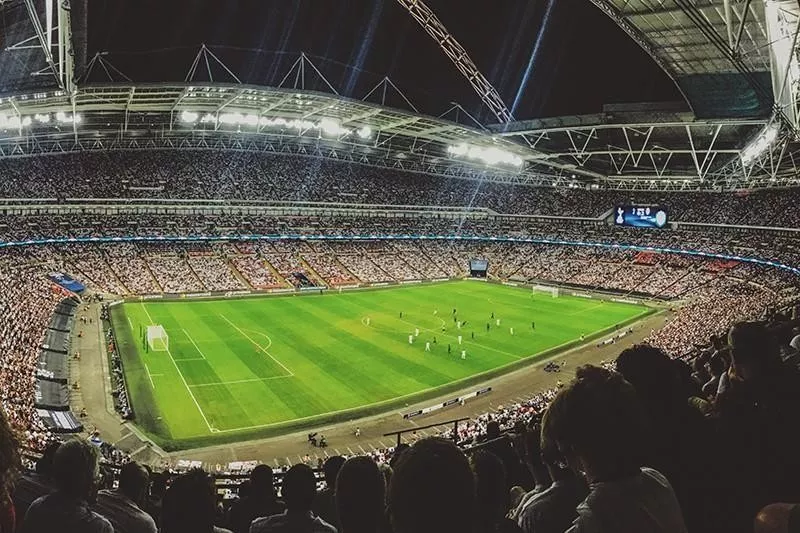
[{"left": 394, "top": 0, "right": 512, "bottom": 123}]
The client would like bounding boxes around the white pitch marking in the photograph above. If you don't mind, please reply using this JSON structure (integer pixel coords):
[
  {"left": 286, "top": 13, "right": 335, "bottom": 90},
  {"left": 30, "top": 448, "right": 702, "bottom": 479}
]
[
  {"left": 144, "top": 363, "right": 156, "bottom": 389},
  {"left": 141, "top": 303, "right": 216, "bottom": 433},
  {"left": 219, "top": 314, "right": 293, "bottom": 376},
  {"left": 189, "top": 375, "right": 292, "bottom": 387},
  {"left": 182, "top": 329, "right": 207, "bottom": 360}
]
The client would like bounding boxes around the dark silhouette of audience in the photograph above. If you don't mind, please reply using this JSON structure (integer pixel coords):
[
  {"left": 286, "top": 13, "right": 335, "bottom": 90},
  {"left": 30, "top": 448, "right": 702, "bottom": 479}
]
[
  {"left": 335, "top": 457, "right": 384, "bottom": 533},
  {"left": 250, "top": 464, "right": 335, "bottom": 533},
  {"left": 94, "top": 461, "right": 157, "bottom": 533},
  {"left": 541, "top": 365, "right": 687, "bottom": 532},
  {"left": 388, "top": 437, "right": 475, "bottom": 533},
  {"left": 312, "top": 456, "right": 345, "bottom": 531},
  {"left": 226, "top": 465, "right": 285, "bottom": 533},
  {"left": 470, "top": 450, "right": 522, "bottom": 533},
  {"left": 20, "top": 439, "right": 113, "bottom": 533},
  {"left": 160, "top": 469, "right": 232, "bottom": 533}
]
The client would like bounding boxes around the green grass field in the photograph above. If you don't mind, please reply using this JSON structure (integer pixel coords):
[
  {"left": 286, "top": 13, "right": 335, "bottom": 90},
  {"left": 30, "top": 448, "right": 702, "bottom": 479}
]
[{"left": 111, "top": 281, "right": 651, "bottom": 450}]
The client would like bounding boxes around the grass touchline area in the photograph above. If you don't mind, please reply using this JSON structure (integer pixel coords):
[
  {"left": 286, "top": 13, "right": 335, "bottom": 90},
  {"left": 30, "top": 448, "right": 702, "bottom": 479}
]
[{"left": 110, "top": 281, "right": 651, "bottom": 450}]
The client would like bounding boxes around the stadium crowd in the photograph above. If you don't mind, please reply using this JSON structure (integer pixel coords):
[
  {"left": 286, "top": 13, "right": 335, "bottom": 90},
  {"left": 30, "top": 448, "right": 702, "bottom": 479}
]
[
  {"left": 2, "top": 150, "right": 800, "bottom": 228},
  {"left": 3, "top": 309, "right": 800, "bottom": 533},
  {"left": 2, "top": 152, "right": 800, "bottom": 532}
]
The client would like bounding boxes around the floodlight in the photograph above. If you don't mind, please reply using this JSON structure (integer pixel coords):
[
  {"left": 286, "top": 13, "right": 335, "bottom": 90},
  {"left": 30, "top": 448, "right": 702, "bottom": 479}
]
[
  {"left": 181, "top": 110, "right": 199, "bottom": 123},
  {"left": 357, "top": 126, "right": 372, "bottom": 139}
]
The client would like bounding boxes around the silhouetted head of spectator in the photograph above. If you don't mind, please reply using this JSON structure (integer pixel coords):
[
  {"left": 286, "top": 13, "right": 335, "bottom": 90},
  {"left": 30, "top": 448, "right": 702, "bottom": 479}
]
[
  {"left": 150, "top": 471, "right": 168, "bottom": 499},
  {"left": 118, "top": 461, "right": 150, "bottom": 506},
  {"left": 542, "top": 365, "right": 647, "bottom": 483},
  {"left": 0, "top": 405, "right": 20, "bottom": 498},
  {"left": 161, "top": 469, "right": 217, "bottom": 533},
  {"left": 282, "top": 464, "right": 317, "bottom": 513},
  {"left": 470, "top": 450, "right": 509, "bottom": 531},
  {"left": 616, "top": 344, "right": 681, "bottom": 411},
  {"left": 52, "top": 439, "right": 100, "bottom": 500},
  {"left": 237, "top": 480, "right": 251, "bottom": 500},
  {"left": 486, "top": 420, "right": 501, "bottom": 439},
  {"left": 389, "top": 437, "right": 475, "bottom": 533},
  {"left": 35, "top": 440, "right": 60, "bottom": 477},
  {"left": 250, "top": 464, "right": 275, "bottom": 498},
  {"left": 323, "top": 456, "right": 346, "bottom": 489},
  {"left": 336, "top": 457, "right": 384, "bottom": 533},
  {"left": 729, "top": 321, "right": 782, "bottom": 381},
  {"left": 708, "top": 350, "right": 728, "bottom": 377},
  {"left": 389, "top": 443, "right": 409, "bottom": 469}
]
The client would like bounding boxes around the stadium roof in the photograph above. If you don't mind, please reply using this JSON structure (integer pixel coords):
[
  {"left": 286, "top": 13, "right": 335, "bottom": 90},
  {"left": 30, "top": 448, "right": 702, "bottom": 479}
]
[
  {"left": 1, "top": 0, "right": 798, "bottom": 191},
  {"left": 590, "top": 0, "right": 776, "bottom": 118}
]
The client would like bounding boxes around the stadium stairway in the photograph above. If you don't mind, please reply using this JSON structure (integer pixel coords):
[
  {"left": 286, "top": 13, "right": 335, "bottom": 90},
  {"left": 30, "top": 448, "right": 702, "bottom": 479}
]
[
  {"left": 143, "top": 258, "right": 164, "bottom": 293},
  {"left": 260, "top": 257, "right": 291, "bottom": 288},
  {"left": 185, "top": 256, "right": 211, "bottom": 291},
  {"left": 227, "top": 257, "right": 256, "bottom": 290},
  {"left": 299, "top": 256, "right": 330, "bottom": 287}
]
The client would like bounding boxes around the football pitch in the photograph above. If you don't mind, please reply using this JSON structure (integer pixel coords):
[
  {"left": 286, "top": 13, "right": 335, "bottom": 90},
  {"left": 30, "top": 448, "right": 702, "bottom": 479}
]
[{"left": 111, "top": 281, "right": 652, "bottom": 450}]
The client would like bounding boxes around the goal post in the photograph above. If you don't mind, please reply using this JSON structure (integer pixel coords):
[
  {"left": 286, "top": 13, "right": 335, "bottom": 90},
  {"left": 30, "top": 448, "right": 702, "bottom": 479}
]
[
  {"left": 531, "top": 284, "right": 559, "bottom": 298},
  {"left": 146, "top": 325, "right": 169, "bottom": 352}
]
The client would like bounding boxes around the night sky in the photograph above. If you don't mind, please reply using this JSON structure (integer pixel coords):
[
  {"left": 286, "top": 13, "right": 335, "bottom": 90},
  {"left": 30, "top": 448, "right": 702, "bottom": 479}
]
[{"left": 86, "top": 0, "right": 681, "bottom": 123}]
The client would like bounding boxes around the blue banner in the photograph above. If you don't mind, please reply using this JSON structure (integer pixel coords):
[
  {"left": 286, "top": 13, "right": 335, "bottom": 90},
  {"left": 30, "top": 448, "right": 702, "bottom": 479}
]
[{"left": 48, "top": 272, "right": 86, "bottom": 294}]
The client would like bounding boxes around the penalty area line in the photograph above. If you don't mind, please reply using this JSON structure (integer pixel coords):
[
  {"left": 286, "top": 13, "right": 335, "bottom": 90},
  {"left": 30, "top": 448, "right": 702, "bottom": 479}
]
[{"left": 219, "top": 314, "right": 293, "bottom": 377}]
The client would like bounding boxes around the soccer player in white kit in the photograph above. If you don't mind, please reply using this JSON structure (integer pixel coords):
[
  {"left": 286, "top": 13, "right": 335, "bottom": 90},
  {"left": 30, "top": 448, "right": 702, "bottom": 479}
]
[
  {"left": 408, "top": 335, "right": 414, "bottom": 344},
  {"left": 461, "top": 350, "right": 466, "bottom": 360},
  {"left": 458, "top": 335, "right": 462, "bottom": 345},
  {"left": 425, "top": 341, "right": 431, "bottom": 352}
]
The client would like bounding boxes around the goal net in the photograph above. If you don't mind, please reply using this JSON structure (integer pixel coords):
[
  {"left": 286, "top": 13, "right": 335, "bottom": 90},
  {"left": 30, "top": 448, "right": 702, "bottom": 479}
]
[
  {"left": 532, "top": 285, "right": 559, "bottom": 298},
  {"left": 146, "top": 325, "right": 169, "bottom": 352}
]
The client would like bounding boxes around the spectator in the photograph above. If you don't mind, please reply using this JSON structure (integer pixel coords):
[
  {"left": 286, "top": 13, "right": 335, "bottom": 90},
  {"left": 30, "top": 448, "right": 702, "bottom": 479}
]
[
  {"left": 161, "top": 469, "right": 232, "bottom": 533},
  {"left": 335, "top": 457, "right": 384, "bottom": 533},
  {"left": 249, "top": 464, "right": 335, "bottom": 533},
  {"left": 715, "top": 322, "right": 800, "bottom": 531},
  {"left": 483, "top": 421, "right": 523, "bottom": 490},
  {"left": 541, "top": 365, "right": 687, "bottom": 533},
  {"left": 389, "top": 437, "right": 475, "bottom": 533},
  {"left": 517, "top": 431, "right": 586, "bottom": 533},
  {"left": 20, "top": 439, "right": 113, "bottom": 533},
  {"left": 143, "top": 471, "right": 167, "bottom": 528},
  {"left": 0, "top": 405, "right": 20, "bottom": 533},
  {"left": 754, "top": 503, "right": 800, "bottom": 533},
  {"left": 12, "top": 441, "right": 59, "bottom": 524},
  {"left": 227, "top": 465, "right": 285, "bottom": 533},
  {"left": 94, "top": 461, "right": 157, "bottom": 533},
  {"left": 312, "top": 456, "right": 345, "bottom": 531},
  {"left": 469, "top": 450, "right": 522, "bottom": 533},
  {"left": 615, "top": 344, "right": 719, "bottom": 533}
]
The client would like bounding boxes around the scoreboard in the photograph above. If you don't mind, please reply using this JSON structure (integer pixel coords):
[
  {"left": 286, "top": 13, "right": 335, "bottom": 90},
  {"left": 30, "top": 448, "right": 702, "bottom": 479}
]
[
  {"left": 614, "top": 205, "right": 669, "bottom": 229},
  {"left": 470, "top": 259, "right": 488, "bottom": 278}
]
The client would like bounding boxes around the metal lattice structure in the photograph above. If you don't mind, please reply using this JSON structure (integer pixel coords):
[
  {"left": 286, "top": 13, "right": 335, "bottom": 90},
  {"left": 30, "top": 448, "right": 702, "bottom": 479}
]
[
  {"left": 394, "top": 0, "right": 513, "bottom": 123},
  {"left": 2, "top": 1, "right": 800, "bottom": 191}
]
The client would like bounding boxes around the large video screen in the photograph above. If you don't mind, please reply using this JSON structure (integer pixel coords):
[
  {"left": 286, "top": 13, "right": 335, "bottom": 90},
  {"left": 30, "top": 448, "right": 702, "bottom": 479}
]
[
  {"left": 470, "top": 259, "right": 488, "bottom": 272},
  {"left": 613, "top": 205, "right": 669, "bottom": 229}
]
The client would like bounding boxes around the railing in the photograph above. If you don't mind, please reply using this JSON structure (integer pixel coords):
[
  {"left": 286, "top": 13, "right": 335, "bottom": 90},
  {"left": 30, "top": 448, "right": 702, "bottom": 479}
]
[{"left": 383, "top": 417, "right": 471, "bottom": 447}]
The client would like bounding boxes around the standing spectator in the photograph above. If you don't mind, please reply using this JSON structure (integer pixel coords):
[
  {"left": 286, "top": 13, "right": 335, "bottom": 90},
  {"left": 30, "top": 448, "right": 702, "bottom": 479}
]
[
  {"left": 388, "top": 437, "right": 475, "bottom": 533},
  {"left": 483, "top": 421, "right": 523, "bottom": 490},
  {"left": 94, "top": 461, "right": 157, "bottom": 533},
  {"left": 143, "top": 471, "right": 167, "bottom": 528},
  {"left": 541, "top": 365, "right": 687, "bottom": 533},
  {"left": 335, "top": 457, "right": 384, "bottom": 533},
  {"left": 616, "top": 344, "right": 720, "bottom": 533},
  {"left": 13, "top": 441, "right": 60, "bottom": 522},
  {"left": 312, "top": 456, "right": 345, "bottom": 531},
  {"left": 161, "top": 469, "right": 232, "bottom": 533},
  {"left": 517, "top": 436, "right": 586, "bottom": 533},
  {"left": 20, "top": 439, "right": 113, "bottom": 533},
  {"left": 0, "top": 405, "right": 20, "bottom": 533},
  {"left": 227, "top": 465, "right": 285, "bottom": 533},
  {"left": 470, "top": 450, "right": 522, "bottom": 533},
  {"left": 249, "top": 464, "right": 335, "bottom": 533},
  {"left": 715, "top": 322, "right": 800, "bottom": 532}
]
